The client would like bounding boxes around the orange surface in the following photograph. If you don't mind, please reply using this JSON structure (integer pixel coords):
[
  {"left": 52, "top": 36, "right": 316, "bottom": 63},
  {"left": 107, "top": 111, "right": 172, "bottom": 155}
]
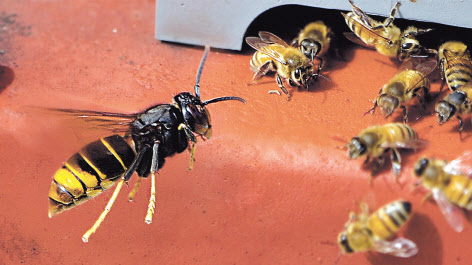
[{"left": 1, "top": 1, "right": 472, "bottom": 265}]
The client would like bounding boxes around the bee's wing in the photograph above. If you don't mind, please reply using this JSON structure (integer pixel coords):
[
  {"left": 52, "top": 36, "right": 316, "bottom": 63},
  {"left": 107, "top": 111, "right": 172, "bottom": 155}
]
[
  {"left": 373, "top": 238, "right": 418, "bottom": 258},
  {"left": 245, "top": 36, "right": 288, "bottom": 65},
  {"left": 432, "top": 188, "right": 464, "bottom": 233},
  {"left": 31, "top": 107, "right": 137, "bottom": 134},
  {"left": 343, "top": 32, "right": 376, "bottom": 49},
  {"left": 258, "top": 31, "right": 289, "bottom": 47},
  {"left": 444, "top": 151, "right": 472, "bottom": 177},
  {"left": 399, "top": 57, "right": 438, "bottom": 76},
  {"left": 380, "top": 139, "right": 428, "bottom": 150}
]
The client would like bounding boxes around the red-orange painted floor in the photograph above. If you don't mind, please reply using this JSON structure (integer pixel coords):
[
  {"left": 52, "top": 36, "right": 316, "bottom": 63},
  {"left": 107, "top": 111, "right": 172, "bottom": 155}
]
[{"left": 1, "top": 1, "right": 472, "bottom": 265}]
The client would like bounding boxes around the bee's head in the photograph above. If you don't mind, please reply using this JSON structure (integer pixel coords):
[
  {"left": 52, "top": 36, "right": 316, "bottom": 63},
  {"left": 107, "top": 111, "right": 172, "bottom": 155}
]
[
  {"left": 347, "top": 137, "right": 367, "bottom": 159},
  {"left": 413, "top": 157, "right": 430, "bottom": 177},
  {"left": 413, "top": 157, "right": 449, "bottom": 188},
  {"left": 300, "top": 39, "right": 321, "bottom": 61},
  {"left": 337, "top": 232, "right": 353, "bottom": 254},
  {"left": 435, "top": 100, "right": 456, "bottom": 124},
  {"left": 378, "top": 94, "right": 399, "bottom": 118},
  {"left": 337, "top": 226, "right": 372, "bottom": 254},
  {"left": 291, "top": 65, "right": 312, "bottom": 87},
  {"left": 176, "top": 45, "right": 246, "bottom": 138}
]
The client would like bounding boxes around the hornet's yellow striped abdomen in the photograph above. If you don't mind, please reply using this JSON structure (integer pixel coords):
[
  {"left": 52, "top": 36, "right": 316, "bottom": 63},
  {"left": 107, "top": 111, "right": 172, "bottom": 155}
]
[{"left": 48, "top": 135, "right": 136, "bottom": 217}]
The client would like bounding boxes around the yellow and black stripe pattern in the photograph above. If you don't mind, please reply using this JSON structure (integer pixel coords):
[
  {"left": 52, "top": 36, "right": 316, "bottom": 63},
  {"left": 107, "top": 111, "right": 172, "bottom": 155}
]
[
  {"left": 48, "top": 135, "right": 135, "bottom": 217},
  {"left": 444, "top": 175, "right": 472, "bottom": 210},
  {"left": 380, "top": 123, "right": 418, "bottom": 146},
  {"left": 342, "top": 12, "right": 378, "bottom": 44},
  {"left": 367, "top": 200, "right": 411, "bottom": 239},
  {"left": 439, "top": 41, "right": 472, "bottom": 91}
]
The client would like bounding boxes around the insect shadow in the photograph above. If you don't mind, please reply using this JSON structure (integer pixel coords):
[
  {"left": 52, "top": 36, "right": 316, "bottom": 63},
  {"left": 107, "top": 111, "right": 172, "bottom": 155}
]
[{"left": 0, "top": 65, "right": 14, "bottom": 93}]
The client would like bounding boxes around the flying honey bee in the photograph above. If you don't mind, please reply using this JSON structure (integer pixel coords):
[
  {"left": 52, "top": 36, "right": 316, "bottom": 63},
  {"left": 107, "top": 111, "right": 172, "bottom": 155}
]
[
  {"left": 291, "top": 21, "right": 332, "bottom": 63},
  {"left": 345, "top": 123, "right": 425, "bottom": 181},
  {"left": 438, "top": 41, "right": 472, "bottom": 92},
  {"left": 435, "top": 80, "right": 472, "bottom": 140},
  {"left": 246, "top": 31, "right": 324, "bottom": 98},
  {"left": 46, "top": 46, "right": 246, "bottom": 242},
  {"left": 342, "top": 0, "right": 433, "bottom": 61},
  {"left": 338, "top": 200, "right": 417, "bottom": 258},
  {"left": 363, "top": 58, "right": 437, "bottom": 123},
  {"left": 413, "top": 152, "right": 472, "bottom": 232}
]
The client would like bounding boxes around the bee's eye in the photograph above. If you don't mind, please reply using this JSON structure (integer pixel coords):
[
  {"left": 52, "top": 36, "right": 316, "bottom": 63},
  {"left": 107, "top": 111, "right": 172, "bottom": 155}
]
[{"left": 294, "top": 69, "right": 301, "bottom": 79}]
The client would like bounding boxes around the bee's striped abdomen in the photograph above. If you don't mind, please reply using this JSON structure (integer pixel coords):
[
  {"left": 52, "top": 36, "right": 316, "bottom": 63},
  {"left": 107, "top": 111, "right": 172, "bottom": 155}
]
[
  {"left": 48, "top": 135, "right": 135, "bottom": 217},
  {"left": 368, "top": 200, "right": 411, "bottom": 239},
  {"left": 444, "top": 59, "right": 472, "bottom": 91},
  {"left": 344, "top": 13, "right": 363, "bottom": 39},
  {"left": 383, "top": 123, "right": 418, "bottom": 144},
  {"left": 445, "top": 175, "right": 472, "bottom": 210}
]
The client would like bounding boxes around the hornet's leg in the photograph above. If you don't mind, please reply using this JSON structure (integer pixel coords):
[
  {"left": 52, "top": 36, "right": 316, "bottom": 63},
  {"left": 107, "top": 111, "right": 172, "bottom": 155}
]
[
  {"left": 128, "top": 177, "right": 143, "bottom": 201},
  {"left": 178, "top": 123, "right": 198, "bottom": 170},
  {"left": 82, "top": 145, "right": 151, "bottom": 242},
  {"left": 145, "top": 141, "right": 160, "bottom": 224}
]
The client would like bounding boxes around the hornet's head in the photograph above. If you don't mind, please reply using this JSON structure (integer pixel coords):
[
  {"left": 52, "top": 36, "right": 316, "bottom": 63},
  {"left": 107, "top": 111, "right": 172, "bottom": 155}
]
[{"left": 175, "top": 45, "right": 246, "bottom": 139}]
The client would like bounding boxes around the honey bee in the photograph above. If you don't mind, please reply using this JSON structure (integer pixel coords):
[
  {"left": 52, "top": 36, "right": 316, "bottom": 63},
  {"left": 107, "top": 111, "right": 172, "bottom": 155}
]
[
  {"left": 342, "top": 0, "right": 433, "bottom": 61},
  {"left": 346, "top": 123, "right": 425, "bottom": 180},
  {"left": 438, "top": 41, "right": 472, "bottom": 92},
  {"left": 338, "top": 200, "right": 417, "bottom": 258},
  {"left": 413, "top": 153, "right": 472, "bottom": 232},
  {"left": 46, "top": 45, "right": 246, "bottom": 242},
  {"left": 435, "top": 80, "right": 472, "bottom": 140},
  {"left": 291, "top": 21, "right": 332, "bottom": 62},
  {"left": 246, "top": 31, "right": 323, "bottom": 98},
  {"left": 364, "top": 58, "right": 437, "bottom": 123}
]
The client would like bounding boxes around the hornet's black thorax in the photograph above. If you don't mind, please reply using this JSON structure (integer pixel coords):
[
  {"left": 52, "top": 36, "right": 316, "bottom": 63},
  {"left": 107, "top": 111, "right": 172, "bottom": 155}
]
[{"left": 130, "top": 103, "right": 188, "bottom": 177}]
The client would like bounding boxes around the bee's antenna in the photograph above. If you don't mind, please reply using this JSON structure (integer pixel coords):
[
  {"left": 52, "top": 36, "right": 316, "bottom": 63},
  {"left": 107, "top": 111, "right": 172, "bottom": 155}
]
[
  {"left": 334, "top": 251, "right": 342, "bottom": 265},
  {"left": 195, "top": 45, "right": 211, "bottom": 99}
]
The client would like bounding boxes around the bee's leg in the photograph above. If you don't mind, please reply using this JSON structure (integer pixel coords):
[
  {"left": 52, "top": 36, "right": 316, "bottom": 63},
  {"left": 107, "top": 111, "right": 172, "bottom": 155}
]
[
  {"left": 382, "top": 2, "right": 400, "bottom": 28},
  {"left": 457, "top": 115, "right": 464, "bottom": 141},
  {"left": 291, "top": 37, "right": 299, "bottom": 47},
  {"left": 253, "top": 61, "right": 273, "bottom": 81},
  {"left": 371, "top": 155, "right": 386, "bottom": 177},
  {"left": 363, "top": 155, "right": 370, "bottom": 164},
  {"left": 359, "top": 203, "right": 369, "bottom": 222},
  {"left": 390, "top": 148, "right": 402, "bottom": 182},
  {"left": 413, "top": 89, "right": 428, "bottom": 115},
  {"left": 439, "top": 59, "right": 446, "bottom": 93},
  {"left": 178, "top": 123, "right": 198, "bottom": 169},
  {"left": 363, "top": 99, "right": 378, "bottom": 116},
  {"left": 313, "top": 57, "right": 324, "bottom": 80},
  {"left": 275, "top": 74, "right": 291, "bottom": 100},
  {"left": 421, "top": 193, "right": 433, "bottom": 204},
  {"left": 400, "top": 105, "right": 408, "bottom": 123},
  {"left": 348, "top": 0, "right": 374, "bottom": 28},
  {"left": 145, "top": 140, "right": 160, "bottom": 224}
]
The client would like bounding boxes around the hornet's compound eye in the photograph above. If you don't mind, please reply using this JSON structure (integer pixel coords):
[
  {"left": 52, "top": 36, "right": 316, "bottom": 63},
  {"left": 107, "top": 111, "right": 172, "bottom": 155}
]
[{"left": 185, "top": 103, "right": 212, "bottom": 138}]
